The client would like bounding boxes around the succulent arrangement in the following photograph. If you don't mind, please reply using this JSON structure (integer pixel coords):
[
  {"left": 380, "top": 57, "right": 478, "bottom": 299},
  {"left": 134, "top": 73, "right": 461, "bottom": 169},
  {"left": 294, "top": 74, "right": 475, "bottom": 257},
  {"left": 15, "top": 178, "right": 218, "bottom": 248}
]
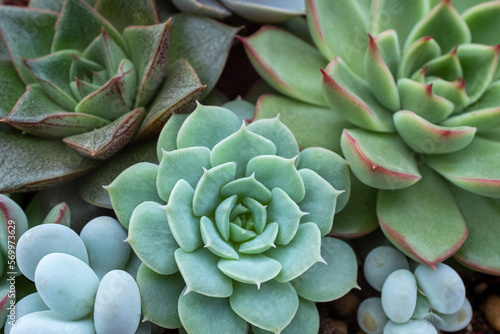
[
  {"left": 106, "top": 103, "right": 357, "bottom": 333},
  {"left": 240, "top": 0, "right": 500, "bottom": 274},
  {"left": 358, "top": 246, "right": 472, "bottom": 333}
]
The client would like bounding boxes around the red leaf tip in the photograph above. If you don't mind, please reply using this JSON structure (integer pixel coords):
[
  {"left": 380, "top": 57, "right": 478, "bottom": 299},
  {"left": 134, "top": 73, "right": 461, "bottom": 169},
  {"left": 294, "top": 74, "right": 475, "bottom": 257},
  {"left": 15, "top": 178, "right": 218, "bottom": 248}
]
[{"left": 426, "top": 83, "right": 433, "bottom": 96}]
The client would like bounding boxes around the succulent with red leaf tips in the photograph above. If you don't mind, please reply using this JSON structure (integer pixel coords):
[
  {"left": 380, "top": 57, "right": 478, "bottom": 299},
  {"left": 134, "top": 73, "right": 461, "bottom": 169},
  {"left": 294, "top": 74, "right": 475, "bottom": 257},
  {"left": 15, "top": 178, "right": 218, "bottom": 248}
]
[
  {"left": 0, "top": 0, "right": 237, "bottom": 200},
  {"left": 240, "top": 0, "right": 500, "bottom": 274}
]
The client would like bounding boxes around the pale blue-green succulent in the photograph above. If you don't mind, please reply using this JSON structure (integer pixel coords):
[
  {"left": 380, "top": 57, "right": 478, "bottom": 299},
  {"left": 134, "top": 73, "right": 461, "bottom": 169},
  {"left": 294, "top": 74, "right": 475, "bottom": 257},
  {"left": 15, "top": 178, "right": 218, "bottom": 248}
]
[{"left": 107, "top": 103, "right": 357, "bottom": 333}]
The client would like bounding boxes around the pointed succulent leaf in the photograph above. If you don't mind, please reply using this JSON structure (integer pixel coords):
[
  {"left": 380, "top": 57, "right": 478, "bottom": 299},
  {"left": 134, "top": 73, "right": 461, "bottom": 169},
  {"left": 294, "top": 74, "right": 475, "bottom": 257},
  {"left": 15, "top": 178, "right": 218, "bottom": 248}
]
[
  {"left": 0, "top": 6, "right": 58, "bottom": 84},
  {"left": 297, "top": 147, "right": 350, "bottom": 212},
  {"left": 463, "top": 2, "right": 500, "bottom": 46},
  {"left": 424, "top": 47, "right": 462, "bottom": 81},
  {"left": 457, "top": 44, "right": 500, "bottom": 104},
  {"left": 157, "top": 146, "right": 210, "bottom": 201},
  {"left": 211, "top": 124, "right": 276, "bottom": 178},
  {"left": 0, "top": 130, "right": 99, "bottom": 193},
  {"left": 218, "top": 254, "right": 282, "bottom": 287},
  {"left": 297, "top": 169, "right": 341, "bottom": 236},
  {"left": 322, "top": 58, "right": 394, "bottom": 132},
  {"left": 175, "top": 247, "right": 233, "bottom": 297},
  {"left": 200, "top": 216, "right": 239, "bottom": 260},
  {"left": 220, "top": 174, "right": 272, "bottom": 204},
  {"left": 172, "top": 0, "right": 231, "bottom": 19},
  {"left": 394, "top": 110, "right": 476, "bottom": 154},
  {"left": 377, "top": 165, "right": 468, "bottom": 268},
  {"left": 72, "top": 78, "right": 100, "bottom": 100},
  {"left": 291, "top": 237, "right": 358, "bottom": 302},
  {"left": 69, "top": 54, "right": 103, "bottom": 82},
  {"left": 230, "top": 223, "right": 256, "bottom": 243},
  {"left": 177, "top": 104, "right": 240, "bottom": 150},
  {"left": 95, "top": 0, "right": 158, "bottom": 33},
  {"left": 192, "top": 162, "right": 237, "bottom": 216},
  {"left": 41, "top": 202, "right": 70, "bottom": 226},
  {"left": 463, "top": 81, "right": 500, "bottom": 113},
  {"left": 247, "top": 155, "right": 305, "bottom": 202},
  {"left": 63, "top": 107, "right": 145, "bottom": 160},
  {"left": 230, "top": 280, "right": 298, "bottom": 334},
  {"left": 239, "top": 222, "right": 279, "bottom": 254},
  {"left": 128, "top": 201, "right": 178, "bottom": 275},
  {"left": 399, "top": 36, "right": 441, "bottom": 79},
  {"left": 404, "top": 0, "right": 471, "bottom": 52},
  {"left": 364, "top": 35, "right": 400, "bottom": 111},
  {"left": 426, "top": 136, "right": 500, "bottom": 198},
  {"left": 240, "top": 26, "right": 327, "bottom": 106},
  {"left": 0, "top": 60, "right": 26, "bottom": 118},
  {"left": 52, "top": 0, "right": 126, "bottom": 53},
  {"left": 451, "top": 186, "right": 500, "bottom": 275},
  {"left": 169, "top": 14, "right": 239, "bottom": 98},
  {"left": 341, "top": 129, "right": 421, "bottom": 190},
  {"left": 222, "top": 97, "right": 255, "bottom": 124},
  {"left": 427, "top": 77, "right": 469, "bottom": 113},
  {"left": 156, "top": 113, "right": 189, "bottom": 158},
  {"left": 134, "top": 59, "right": 204, "bottom": 142},
  {"left": 3, "top": 85, "right": 110, "bottom": 137},
  {"left": 266, "top": 188, "right": 304, "bottom": 245},
  {"left": 165, "top": 180, "right": 203, "bottom": 252},
  {"left": 178, "top": 289, "right": 248, "bottom": 334},
  {"left": 215, "top": 195, "right": 238, "bottom": 241},
  {"left": 306, "top": 0, "right": 367, "bottom": 77},
  {"left": 398, "top": 78, "right": 454, "bottom": 123},
  {"left": 372, "top": 30, "right": 400, "bottom": 79},
  {"left": 242, "top": 197, "right": 267, "bottom": 234},
  {"left": 82, "top": 28, "right": 127, "bottom": 76},
  {"left": 330, "top": 172, "right": 379, "bottom": 238},
  {"left": 253, "top": 94, "right": 351, "bottom": 153},
  {"left": 442, "top": 108, "right": 500, "bottom": 132},
  {"left": 136, "top": 264, "right": 184, "bottom": 329}
]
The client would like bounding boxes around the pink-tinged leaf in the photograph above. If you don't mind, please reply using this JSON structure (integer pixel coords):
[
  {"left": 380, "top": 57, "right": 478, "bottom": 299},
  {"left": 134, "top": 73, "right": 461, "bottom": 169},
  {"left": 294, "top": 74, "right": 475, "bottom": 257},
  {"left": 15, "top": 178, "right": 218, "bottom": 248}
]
[
  {"left": 341, "top": 128, "right": 421, "bottom": 190},
  {"left": 253, "top": 94, "right": 351, "bottom": 154},
  {"left": 2, "top": 85, "right": 110, "bottom": 137},
  {"left": 0, "top": 6, "right": 58, "bottom": 84},
  {"left": 424, "top": 46, "right": 462, "bottom": 81},
  {"left": 322, "top": 58, "right": 394, "bottom": 132},
  {"left": 442, "top": 108, "right": 500, "bottom": 132},
  {"left": 82, "top": 28, "right": 127, "bottom": 77},
  {"left": 398, "top": 36, "right": 441, "bottom": 79},
  {"left": 306, "top": 0, "right": 368, "bottom": 77},
  {"left": 75, "top": 59, "right": 137, "bottom": 121},
  {"left": 0, "top": 194, "right": 29, "bottom": 255},
  {"left": 95, "top": 0, "right": 158, "bottom": 33},
  {"left": 373, "top": 30, "right": 400, "bottom": 79},
  {"left": 463, "top": 1, "right": 500, "bottom": 46},
  {"left": 377, "top": 165, "right": 468, "bottom": 268},
  {"left": 51, "top": 0, "right": 126, "bottom": 53},
  {"left": 428, "top": 77, "right": 469, "bottom": 113},
  {"left": 398, "top": 78, "right": 454, "bottom": 123},
  {"left": 404, "top": 0, "right": 471, "bottom": 52},
  {"left": 70, "top": 78, "right": 100, "bottom": 100},
  {"left": 0, "top": 60, "right": 25, "bottom": 118},
  {"left": 394, "top": 110, "right": 476, "bottom": 154},
  {"left": 42, "top": 202, "right": 71, "bottom": 226},
  {"left": 364, "top": 34, "right": 400, "bottom": 111},
  {"left": 134, "top": 59, "right": 204, "bottom": 142},
  {"left": 451, "top": 185, "right": 500, "bottom": 275},
  {"left": 123, "top": 20, "right": 170, "bottom": 108},
  {"left": 426, "top": 136, "right": 500, "bottom": 198},
  {"left": 0, "top": 129, "right": 100, "bottom": 193},
  {"left": 23, "top": 50, "right": 78, "bottom": 110},
  {"left": 240, "top": 25, "right": 327, "bottom": 106},
  {"left": 63, "top": 107, "right": 145, "bottom": 160}
]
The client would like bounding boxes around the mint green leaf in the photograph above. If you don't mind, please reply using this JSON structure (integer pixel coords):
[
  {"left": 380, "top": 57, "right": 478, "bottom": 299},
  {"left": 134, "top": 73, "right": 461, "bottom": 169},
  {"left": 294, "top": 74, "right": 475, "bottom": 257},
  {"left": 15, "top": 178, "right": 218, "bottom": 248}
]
[
  {"left": 218, "top": 254, "right": 282, "bottom": 287},
  {"left": 463, "top": 2, "right": 500, "bottom": 46},
  {"left": 220, "top": 174, "right": 272, "bottom": 204},
  {"left": 239, "top": 222, "right": 279, "bottom": 254},
  {"left": 156, "top": 113, "right": 189, "bottom": 159},
  {"left": 399, "top": 37, "right": 441, "bottom": 79},
  {"left": 200, "top": 216, "right": 239, "bottom": 260},
  {"left": 266, "top": 188, "right": 304, "bottom": 245},
  {"left": 241, "top": 197, "right": 267, "bottom": 234}
]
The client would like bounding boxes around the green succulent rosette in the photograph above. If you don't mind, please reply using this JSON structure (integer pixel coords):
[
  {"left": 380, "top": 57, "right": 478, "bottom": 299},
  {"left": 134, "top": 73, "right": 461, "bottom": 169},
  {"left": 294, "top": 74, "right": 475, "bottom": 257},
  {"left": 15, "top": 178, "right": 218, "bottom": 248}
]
[
  {"left": 0, "top": 0, "right": 237, "bottom": 197},
  {"left": 107, "top": 104, "right": 357, "bottom": 333},
  {"left": 240, "top": 0, "right": 500, "bottom": 274}
]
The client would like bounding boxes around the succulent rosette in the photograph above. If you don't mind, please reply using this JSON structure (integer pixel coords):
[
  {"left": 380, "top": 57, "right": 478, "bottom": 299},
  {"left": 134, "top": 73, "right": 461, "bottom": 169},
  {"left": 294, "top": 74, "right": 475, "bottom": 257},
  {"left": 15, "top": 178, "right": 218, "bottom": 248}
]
[
  {"left": 240, "top": 0, "right": 500, "bottom": 274},
  {"left": 0, "top": 0, "right": 237, "bottom": 198},
  {"left": 106, "top": 104, "right": 357, "bottom": 333}
]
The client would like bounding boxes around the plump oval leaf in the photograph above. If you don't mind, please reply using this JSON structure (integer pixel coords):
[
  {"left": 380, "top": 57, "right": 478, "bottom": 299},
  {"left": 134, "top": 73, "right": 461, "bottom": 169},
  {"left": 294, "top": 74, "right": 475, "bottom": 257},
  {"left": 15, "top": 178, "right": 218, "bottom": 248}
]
[{"left": 463, "top": 2, "right": 500, "bottom": 45}]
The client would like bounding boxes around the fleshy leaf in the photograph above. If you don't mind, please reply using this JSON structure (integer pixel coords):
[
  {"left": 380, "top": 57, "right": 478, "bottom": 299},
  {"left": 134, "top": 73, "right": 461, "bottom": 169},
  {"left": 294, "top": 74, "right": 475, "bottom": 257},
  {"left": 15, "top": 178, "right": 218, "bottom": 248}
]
[
  {"left": 3, "top": 85, "right": 110, "bottom": 138},
  {"left": 306, "top": 0, "right": 367, "bottom": 77},
  {"left": 394, "top": 110, "right": 476, "bottom": 154},
  {"left": 128, "top": 201, "right": 178, "bottom": 275},
  {"left": 341, "top": 128, "right": 421, "bottom": 190},
  {"left": 172, "top": 0, "right": 231, "bottom": 19},
  {"left": 192, "top": 162, "right": 237, "bottom": 216},
  {"left": 164, "top": 180, "right": 203, "bottom": 252},
  {"left": 442, "top": 108, "right": 500, "bottom": 132},
  {"left": 220, "top": 174, "right": 272, "bottom": 204},
  {"left": 291, "top": 237, "right": 358, "bottom": 302},
  {"left": 246, "top": 155, "right": 305, "bottom": 203},
  {"left": 266, "top": 188, "right": 304, "bottom": 245},
  {"left": 0, "top": 60, "right": 26, "bottom": 118},
  {"left": 156, "top": 113, "right": 189, "bottom": 158},
  {"left": 200, "top": 216, "right": 239, "bottom": 260},
  {"left": 63, "top": 107, "right": 145, "bottom": 160},
  {"left": 157, "top": 146, "right": 211, "bottom": 202},
  {"left": 428, "top": 77, "right": 469, "bottom": 113},
  {"left": 404, "top": 0, "right": 471, "bottom": 52},
  {"left": 451, "top": 186, "right": 500, "bottom": 275},
  {"left": 266, "top": 222, "right": 323, "bottom": 282},
  {"left": 424, "top": 47, "right": 462, "bottom": 81},
  {"left": 322, "top": 58, "right": 394, "bottom": 132},
  {"left": 95, "top": 0, "right": 158, "bottom": 33},
  {"left": 82, "top": 28, "right": 127, "bottom": 76},
  {"left": 463, "top": 2, "right": 500, "bottom": 46},
  {"left": 372, "top": 30, "right": 400, "bottom": 79},
  {"left": 175, "top": 247, "right": 233, "bottom": 298},
  {"left": 240, "top": 25, "right": 327, "bottom": 106},
  {"left": 218, "top": 254, "right": 282, "bottom": 287},
  {"left": 230, "top": 280, "right": 298, "bottom": 334},
  {"left": 239, "top": 222, "right": 279, "bottom": 254},
  {"left": 230, "top": 223, "right": 257, "bottom": 242},
  {"left": 215, "top": 195, "right": 237, "bottom": 241},
  {"left": 398, "top": 36, "right": 441, "bottom": 79},
  {"left": 177, "top": 104, "right": 240, "bottom": 150},
  {"left": 41, "top": 201, "right": 70, "bottom": 226},
  {"left": 377, "top": 165, "right": 468, "bottom": 268},
  {"left": 426, "top": 136, "right": 500, "bottom": 198},
  {"left": 242, "top": 197, "right": 267, "bottom": 234},
  {"left": 136, "top": 264, "right": 184, "bottom": 329}
]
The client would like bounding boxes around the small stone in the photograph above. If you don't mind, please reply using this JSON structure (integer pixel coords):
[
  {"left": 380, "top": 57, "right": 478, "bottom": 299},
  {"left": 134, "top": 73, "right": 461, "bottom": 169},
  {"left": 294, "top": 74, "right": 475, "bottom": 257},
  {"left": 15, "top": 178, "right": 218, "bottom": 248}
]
[
  {"left": 485, "top": 295, "right": 500, "bottom": 331},
  {"left": 474, "top": 282, "right": 488, "bottom": 295},
  {"left": 319, "top": 318, "right": 348, "bottom": 334},
  {"left": 329, "top": 292, "right": 360, "bottom": 317}
]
